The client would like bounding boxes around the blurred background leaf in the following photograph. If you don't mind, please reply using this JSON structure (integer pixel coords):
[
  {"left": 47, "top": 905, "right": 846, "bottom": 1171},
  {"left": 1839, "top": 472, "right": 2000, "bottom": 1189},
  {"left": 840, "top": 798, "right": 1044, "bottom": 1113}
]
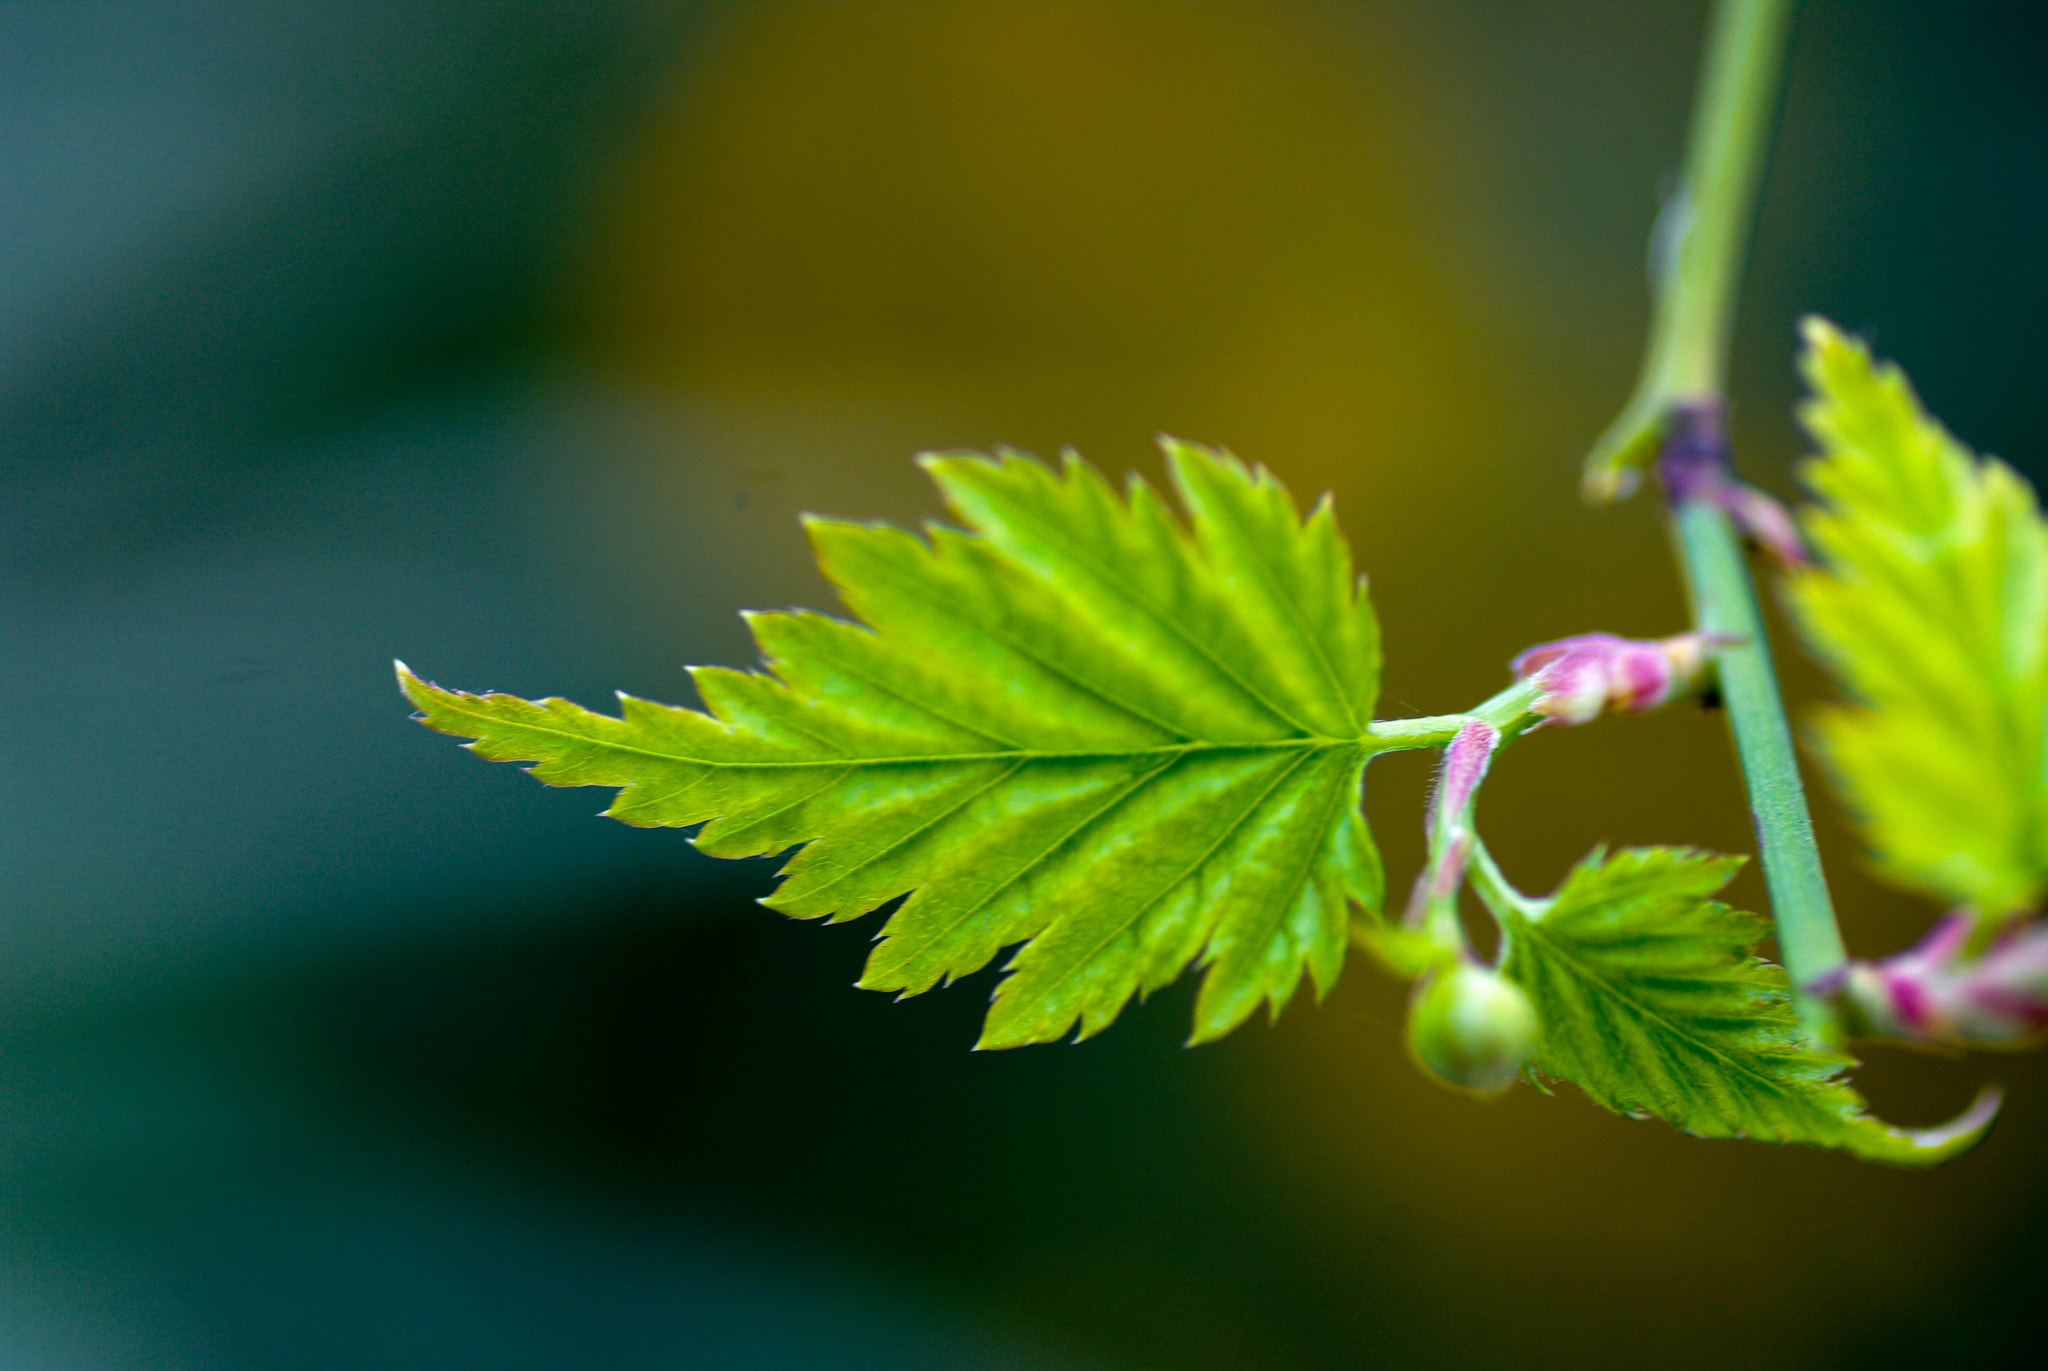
[
  {"left": 1786, "top": 321, "right": 2048, "bottom": 919},
  {"left": 4, "top": 2, "right": 2047, "bottom": 1367}
]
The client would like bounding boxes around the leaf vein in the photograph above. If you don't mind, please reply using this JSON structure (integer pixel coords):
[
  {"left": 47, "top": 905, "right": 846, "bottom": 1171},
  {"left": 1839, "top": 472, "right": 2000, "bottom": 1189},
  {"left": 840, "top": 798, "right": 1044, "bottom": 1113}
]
[
  {"left": 1523, "top": 916, "right": 1813, "bottom": 1113},
  {"left": 884, "top": 756, "right": 1184, "bottom": 986},
  {"left": 851, "top": 547, "right": 1206, "bottom": 743},
  {"left": 985, "top": 494, "right": 1321, "bottom": 737},
  {"left": 789, "top": 758, "right": 1028, "bottom": 905},
  {"left": 1046, "top": 747, "right": 1323, "bottom": 998}
]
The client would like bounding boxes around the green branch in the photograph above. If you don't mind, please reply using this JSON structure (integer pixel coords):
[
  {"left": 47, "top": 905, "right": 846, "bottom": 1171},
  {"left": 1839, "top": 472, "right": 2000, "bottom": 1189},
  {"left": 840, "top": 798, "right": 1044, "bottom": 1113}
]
[
  {"left": 1582, "top": 0, "right": 1795, "bottom": 500},
  {"left": 1674, "top": 499, "right": 1844, "bottom": 1038},
  {"left": 1582, "top": 0, "right": 1846, "bottom": 1042}
]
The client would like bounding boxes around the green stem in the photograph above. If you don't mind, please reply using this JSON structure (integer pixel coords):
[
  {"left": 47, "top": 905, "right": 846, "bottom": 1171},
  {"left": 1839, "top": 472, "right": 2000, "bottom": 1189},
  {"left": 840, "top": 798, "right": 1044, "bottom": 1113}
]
[
  {"left": 1674, "top": 501, "right": 1844, "bottom": 1039},
  {"left": 1366, "top": 679, "right": 1547, "bottom": 752},
  {"left": 1598, "top": 0, "right": 1843, "bottom": 1041},
  {"left": 1582, "top": 0, "right": 1795, "bottom": 499},
  {"left": 1654, "top": 0, "right": 1793, "bottom": 399},
  {"left": 1467, "top": 836, "right": 1541, "bottom": 926}
]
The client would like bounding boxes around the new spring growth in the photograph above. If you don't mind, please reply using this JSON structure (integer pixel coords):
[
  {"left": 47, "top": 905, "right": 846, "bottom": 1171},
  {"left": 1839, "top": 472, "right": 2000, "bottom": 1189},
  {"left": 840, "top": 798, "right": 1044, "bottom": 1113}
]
[
  {"left": 1585, "top": 403, "right": 1809, "bottom": 569},
  {"left": 1511, "top": 631, "right": 1733, "bottom": 726},
  {"left": 1404, "top": 720, "right": 1500, "bottom": 933},
  {"left": 1400, "top": 720, "right": 1540, "bottom": 1095},
  {"left": 1656, "top": 401, "right": 1810, "bottom": 565},
  {"left": 1408, "top": 962, "right": 1541, "bottom": 1097},
  {"left": 1821, "top": 911, "right": 2048, "bottom": 1046}
]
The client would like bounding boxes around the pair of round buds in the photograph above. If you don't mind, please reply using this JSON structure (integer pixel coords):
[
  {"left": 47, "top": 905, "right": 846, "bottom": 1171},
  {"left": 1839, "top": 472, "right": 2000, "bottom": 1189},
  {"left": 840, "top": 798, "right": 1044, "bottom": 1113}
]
[{"left": 1407, "top": 961, "right": 1539, "bottom": 1096}]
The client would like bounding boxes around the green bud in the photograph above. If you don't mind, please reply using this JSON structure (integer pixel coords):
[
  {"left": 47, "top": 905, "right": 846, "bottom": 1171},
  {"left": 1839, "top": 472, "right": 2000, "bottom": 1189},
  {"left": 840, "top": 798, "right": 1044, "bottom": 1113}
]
[{"left": 1406, "top": 963, "right": 1540, "bottom": 1096}]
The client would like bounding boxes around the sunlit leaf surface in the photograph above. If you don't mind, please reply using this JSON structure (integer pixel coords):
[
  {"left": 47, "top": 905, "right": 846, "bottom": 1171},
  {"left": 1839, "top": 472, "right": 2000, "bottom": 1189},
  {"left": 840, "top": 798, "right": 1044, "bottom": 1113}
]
[{"left": 401, "top": 440, "right": 1386, "bottom": 1046}]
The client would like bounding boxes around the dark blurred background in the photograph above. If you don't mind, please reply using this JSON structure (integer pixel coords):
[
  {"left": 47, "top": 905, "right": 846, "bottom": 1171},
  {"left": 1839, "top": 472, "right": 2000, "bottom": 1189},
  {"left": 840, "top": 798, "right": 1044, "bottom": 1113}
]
[{"left": 5, "top": 2, "right": 2046, "bottom": 1367}]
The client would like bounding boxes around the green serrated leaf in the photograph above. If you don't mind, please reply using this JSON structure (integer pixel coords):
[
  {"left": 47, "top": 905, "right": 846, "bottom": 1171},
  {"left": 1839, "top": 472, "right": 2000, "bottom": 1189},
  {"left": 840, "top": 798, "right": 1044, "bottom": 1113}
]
[
  {"left": 1502, "top": 847, "right": 1992, "bottom": 1165},
  {"left": 400, "top": 439, "right": 1387, "bottom": 1047},
  {"left": 1785, "top": 318, "right": 2048, "bottom": 916}
]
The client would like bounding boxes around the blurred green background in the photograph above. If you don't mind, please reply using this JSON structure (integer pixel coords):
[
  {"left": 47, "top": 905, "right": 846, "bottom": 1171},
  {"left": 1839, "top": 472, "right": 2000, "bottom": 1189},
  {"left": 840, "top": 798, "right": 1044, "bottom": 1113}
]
[{"left": 5, "top": 2, "right": 2047, "bottom": 1366}]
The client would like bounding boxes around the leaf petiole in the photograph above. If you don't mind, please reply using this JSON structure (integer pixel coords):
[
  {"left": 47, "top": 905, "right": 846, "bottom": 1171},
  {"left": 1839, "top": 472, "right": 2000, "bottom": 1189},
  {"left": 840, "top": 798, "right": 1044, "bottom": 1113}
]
[
  {"left": 1366, "top": 678, "right": 1548, "bottom": 753},
  {"left": 1466, "top": 835, "right": 1544, "bottom": 928}
]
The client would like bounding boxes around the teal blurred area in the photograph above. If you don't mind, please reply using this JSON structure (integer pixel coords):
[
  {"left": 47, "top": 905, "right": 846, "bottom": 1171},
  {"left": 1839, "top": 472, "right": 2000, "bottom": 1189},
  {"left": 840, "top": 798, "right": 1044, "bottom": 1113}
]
[{"left": 4, "top": 2, "right": 2047, "bottom": 1366}]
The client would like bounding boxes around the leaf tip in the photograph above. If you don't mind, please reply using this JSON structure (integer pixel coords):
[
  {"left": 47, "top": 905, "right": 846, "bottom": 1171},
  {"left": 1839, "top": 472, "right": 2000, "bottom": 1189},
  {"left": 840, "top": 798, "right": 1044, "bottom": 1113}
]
[
  {"left": 1917, "top": 1082, "right": 2004, "bottom": 1149},
  {"left": 1796, "top": 312, "right": 1849, "bottom": 355},
  {"left": 1185, "top": 979, "right": 1263, "bottom": 1048},
  {"left": 916, "top": 448, "right": 1004, "bottom": 498},
  {"left": 1857, "top": 1083, "right": 2004, "bottom": 1167},
  {"left": 1155, "top": 432, "right": 1222, "bottom": 478},
  {"left": 969, "top": 1023, "right": 1023, "bottom": 1052},
  {"left": 394, "top": 660, "right": 443, "bottom": 717}
]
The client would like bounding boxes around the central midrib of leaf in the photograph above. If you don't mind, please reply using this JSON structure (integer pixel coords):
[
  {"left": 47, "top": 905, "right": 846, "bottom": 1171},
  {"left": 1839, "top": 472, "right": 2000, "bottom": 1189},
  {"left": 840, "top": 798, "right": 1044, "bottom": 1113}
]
[
  {"left": 667, "top": 737, "right": 1364, "bottom": 768},
  {"left": 428, "top": 694, "right": 1373, "bottom": 768}
]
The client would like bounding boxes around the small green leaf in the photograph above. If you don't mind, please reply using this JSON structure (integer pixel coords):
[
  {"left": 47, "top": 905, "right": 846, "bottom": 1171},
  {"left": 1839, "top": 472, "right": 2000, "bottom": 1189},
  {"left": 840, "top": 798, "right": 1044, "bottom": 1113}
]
[
  {"left": 1502, "top": 847, "right": 1993, "bottom": 1164},
  {"left": 1786, "top": 318, "right": 2048, "bottom": 916},
  {"left": 400, "top": 440, "right": 1387, "bottom": 1047}
]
